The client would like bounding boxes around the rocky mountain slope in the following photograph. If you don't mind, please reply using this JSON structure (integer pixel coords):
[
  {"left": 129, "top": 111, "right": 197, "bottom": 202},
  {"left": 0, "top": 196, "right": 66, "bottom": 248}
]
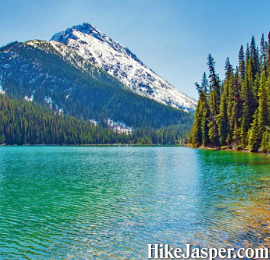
[{"left": 51, "top": 23, "right": 196, "bottom": 112}]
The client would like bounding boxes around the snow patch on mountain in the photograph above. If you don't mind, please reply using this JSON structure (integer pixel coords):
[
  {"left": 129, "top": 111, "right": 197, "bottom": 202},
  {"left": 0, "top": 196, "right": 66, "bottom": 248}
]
[
  {"left": 24, "top": 95, "right": 33, "bottom": 102},
  {"left": 107, "top": 119, "right": 133, "bottom": 134},
  {"left": 58, "top": 108, "right": 64, "bottom": 115},
  {"left": 0, "top": 85, "right": 5, "bottom": 95},
  {"left": 89, "top": 118, "right": 133, "bottom": 134},
  {"left": 89, "top": 119, "right": 99, "bottom": 126},
  {"left": 44, "top": 96, "right": 53, "bottom": 108},
  {"left": 51, "top": 23, "right": 196, "bottom": 112}
]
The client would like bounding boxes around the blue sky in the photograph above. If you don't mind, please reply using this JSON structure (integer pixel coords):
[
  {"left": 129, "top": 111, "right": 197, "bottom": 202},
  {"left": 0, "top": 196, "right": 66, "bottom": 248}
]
[{"left": 1, "top": 0, "right": 270, "bottom": 99}]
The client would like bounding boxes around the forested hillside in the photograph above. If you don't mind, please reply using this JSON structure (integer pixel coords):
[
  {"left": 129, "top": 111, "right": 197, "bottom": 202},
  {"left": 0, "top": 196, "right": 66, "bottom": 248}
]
[
  {"left": 189, "top": 33, "right": 270, "bottom": 153},
  {"left": 0, "top": 95, "right": 191, "bottom": 145},
  {"left": 0, "top": 42, "right": 193, "bottom": 130}
]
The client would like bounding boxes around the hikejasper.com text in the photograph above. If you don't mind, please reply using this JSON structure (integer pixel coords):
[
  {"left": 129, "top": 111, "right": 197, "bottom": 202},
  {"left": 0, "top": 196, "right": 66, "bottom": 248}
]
[{"left": 148, "top": 244, "right": 269, "bottom": 259}]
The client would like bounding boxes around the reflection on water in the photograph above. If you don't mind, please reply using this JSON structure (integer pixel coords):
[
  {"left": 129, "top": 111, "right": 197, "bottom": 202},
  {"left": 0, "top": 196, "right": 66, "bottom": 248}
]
[
  {"left": 193, "top": 151, "right": 270, "bottom": 250},
  {"left": 0, "top": 147, "right": 269, "bottom": 259}
]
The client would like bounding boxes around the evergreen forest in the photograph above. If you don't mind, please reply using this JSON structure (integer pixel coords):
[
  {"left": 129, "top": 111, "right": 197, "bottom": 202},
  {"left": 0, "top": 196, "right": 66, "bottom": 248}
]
[
  {"left": 0, "top": 95, "right": 191, "bottom": 145},
  {"left": 189, "top": 33, "right": 270, "bottom": 153}
]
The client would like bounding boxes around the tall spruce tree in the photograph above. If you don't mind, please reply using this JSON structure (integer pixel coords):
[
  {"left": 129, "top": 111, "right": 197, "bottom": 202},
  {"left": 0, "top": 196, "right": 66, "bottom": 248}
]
[
  {"left": 218, "top": 58, "right": 233, "bottom": 145},
  {"left": 231, "top": 68, "right": 242, "bottom": 147},
  {"left": 238, "top": 45, "right": 245, "bottom": 81},
  {"left": 201, "top": 72, "right": 209, "bottom": 94},
  {"left": 260, "top": 34, "right": 268, "bottom": 73},
  {"left": 189, "top": 73, "right": 210, "bottom": 147},
  {"left": 207, "top": 54, "right": 220, "bottom": 146}
]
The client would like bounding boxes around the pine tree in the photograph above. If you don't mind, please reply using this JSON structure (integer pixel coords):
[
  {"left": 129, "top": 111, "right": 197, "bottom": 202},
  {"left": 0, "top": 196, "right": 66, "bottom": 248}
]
[
  {"left": 207, "top": 54, "right": 220, "bottom": 146},
  {"left": 201, "top": 72, "right": 209, "bottom": 94},
  {"left": 250, "top": 36, "right": 260, "bottom": 77},
  {"left": 188, "top": 97, "right": 203, "bottom": 147},
  {"left": 240, "top": 45, "right": 258, "bottom": 148},
  {"left": 238, "top": 45, "right": 245, "bottom": 81},
  {"left": 260, "top": 34, "right": 268, "bottom": 73},
  {"left": 207, "top": 54, "right": 220, "bottom": 114},
  {"left": 188, "top": 74, "right": 210, "bottom": 147},
  {"left": 231, "top": 68, "right": 242, "bottom": 147},
  {"left": 218, "top": 58, "right": 233, "bottom": 145}
]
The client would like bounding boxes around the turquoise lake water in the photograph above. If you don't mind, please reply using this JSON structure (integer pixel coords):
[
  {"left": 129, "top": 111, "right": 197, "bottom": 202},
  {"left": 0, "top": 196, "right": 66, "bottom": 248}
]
[{"left": 0, "top": 146, "right": 270, "bottom": 259}]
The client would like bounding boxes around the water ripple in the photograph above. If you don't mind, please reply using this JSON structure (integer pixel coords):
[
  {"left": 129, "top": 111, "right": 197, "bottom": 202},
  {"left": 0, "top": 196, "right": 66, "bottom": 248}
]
[{"left": 0, "top": 147, "right": 269, "bottom": 259}]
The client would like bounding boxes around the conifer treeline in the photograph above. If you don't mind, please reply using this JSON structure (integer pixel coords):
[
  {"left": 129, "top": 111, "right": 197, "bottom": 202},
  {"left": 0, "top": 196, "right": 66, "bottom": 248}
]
[
  {"left": 0, "top": 95, "right": 190, "bottom": 145},
  {"left": 189, "top": 32, "right": 270, "bottom": 153}
]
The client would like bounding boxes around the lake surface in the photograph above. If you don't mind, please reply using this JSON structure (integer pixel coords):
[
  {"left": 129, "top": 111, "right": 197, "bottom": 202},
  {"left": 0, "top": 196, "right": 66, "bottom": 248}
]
[{"left": 0, "top": 146, "right": 270, "bottom": 259}]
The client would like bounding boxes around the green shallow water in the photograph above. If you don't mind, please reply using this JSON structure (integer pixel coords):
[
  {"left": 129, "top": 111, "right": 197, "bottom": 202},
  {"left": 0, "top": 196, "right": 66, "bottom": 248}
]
[{"left": 0, "top": 146, "right": 270, "bottom": 259}]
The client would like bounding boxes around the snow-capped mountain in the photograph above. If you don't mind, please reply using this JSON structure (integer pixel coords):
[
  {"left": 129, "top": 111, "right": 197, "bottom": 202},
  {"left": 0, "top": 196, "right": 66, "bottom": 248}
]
[
  {"left": 51, "top": 23, "right": 196, "bottom": 112},
  {"left": 0, "top": 41, "right": 194, "bottom": 131}
]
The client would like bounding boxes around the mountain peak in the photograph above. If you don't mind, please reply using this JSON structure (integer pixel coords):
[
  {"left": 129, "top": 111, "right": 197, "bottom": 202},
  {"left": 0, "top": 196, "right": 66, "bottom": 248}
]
[
  {"left": 50, "top": 23, "right": 196, "bottom": 112},
  {"left": 51, "top": 23, "right": 109, "bottom": 44},
  {"left": 72, "top": 23, "right": 100, "bottom": 34}
]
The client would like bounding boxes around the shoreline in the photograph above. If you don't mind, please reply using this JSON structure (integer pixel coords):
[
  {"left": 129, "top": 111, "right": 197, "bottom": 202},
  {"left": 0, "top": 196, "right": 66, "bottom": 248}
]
[
  {"left": 188, "top": 145, "right": 270, "bottom": 156},
  {"left": 0, "top": 143, "right": 187, "bottom": 147},
  {"left": 2, "top": 144, "right": 269, "bottom": 156}
]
